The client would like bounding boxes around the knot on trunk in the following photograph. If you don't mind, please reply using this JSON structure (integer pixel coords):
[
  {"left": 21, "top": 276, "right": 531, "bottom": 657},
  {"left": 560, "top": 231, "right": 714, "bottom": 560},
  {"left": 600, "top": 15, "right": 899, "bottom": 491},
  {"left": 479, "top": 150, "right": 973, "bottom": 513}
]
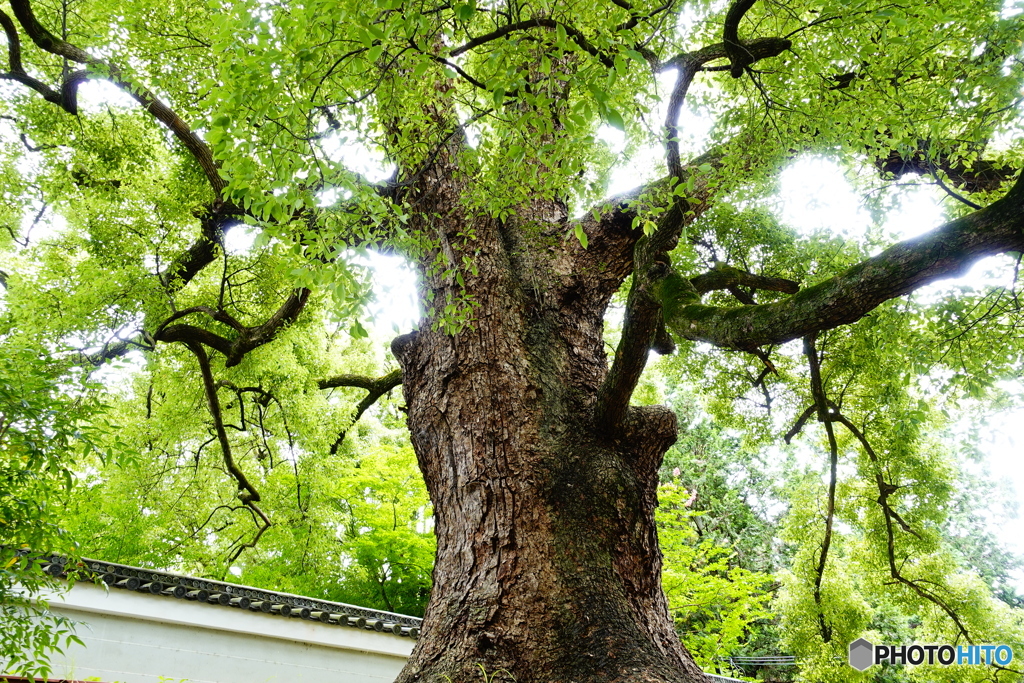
[
  {"left": 626, "top": 405, "right": 678, "bottom": 443},
  {"left": 391, "top": 331, "right": 420, "bottom": 366}
]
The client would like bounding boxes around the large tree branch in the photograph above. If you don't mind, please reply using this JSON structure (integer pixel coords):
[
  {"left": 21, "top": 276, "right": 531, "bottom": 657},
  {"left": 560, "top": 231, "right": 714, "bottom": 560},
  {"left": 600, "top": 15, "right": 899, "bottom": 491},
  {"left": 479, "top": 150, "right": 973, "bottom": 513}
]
[
  {"left": 154, "top": 323, "right": 234, "bottom": 357},
  {"left": 7, "top": 0, "right": 224, "bottom": 194},
  {"left": 593, "top": 186, "right": 715, "bottom": 434},
  {"left": 665, "top": 176, "right": 1024, "bottom": 350},
  {"left": 6, "top": 0, "right": 238, "bottom": 334},
  {"left": 182, "top": 340, "right": 272, "bottom": 565},
  {"left": 662, "top": 38, "right": 790, "bottom": 176},
  {"left": 318, "top": 369, "right": 403, "bottom": 392},
  {"left": 183, "top": 340, "right": 261, "bottom": 503},
  {"left": 152, "top": 288, "right": 311, "bottom": 366},
  {"left": 224, "top": 288, "right": 310, "bottom": 366},
  {"left": 594, "top": 208, "right": 688, "bottom": 434},
  {"left": 877, "top": 148, "right": 1017, "bottom": 194},
  {"left": 611, "top": 0, "right": 675, "bottom": 32},
  {"left": 590, "top": 152, "right": 769, "bottom": 433},
  {"left": 158, "top": 210, "right": 238, "bottom": 292},
  {"left": 0, "top": 8, "right": 64, "bottom": 105}
]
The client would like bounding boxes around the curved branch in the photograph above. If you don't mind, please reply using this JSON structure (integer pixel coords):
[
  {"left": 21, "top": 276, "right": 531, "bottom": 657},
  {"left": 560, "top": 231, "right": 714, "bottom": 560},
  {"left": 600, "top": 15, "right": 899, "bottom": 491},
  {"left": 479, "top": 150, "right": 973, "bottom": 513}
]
[
  {"left": 721, "top": 0, "right": 759, "bottom": 78},
  {"left": 449, "top": 18, "right": 614, "bottom": 68},
  {"left": 319, "top": 369, "right": 403, "bottom": 454},
  {"left": 0, "top": 9, "right": 24, "bottom": 70},
  {"left": 877, "top": 148, "right": 1017, "bottom": 194},
  {"left": 156, "top": 305, "right": 246, "bottom": 334},
  {"left": 183, "top": 340, "right": 261, "bottom": 503},
  {"left": 225, "top": 501, "right": 272, "bottom": 566},
  {"left": 929, "top": 161, "right": 982, "bottom": 210},
  {"left": 155, "top": 323, "right": 234, "bottom": 357},
  {"left": 0, "top": 8, "right": 63, "bottom": 105},
  {"left": 318, "top": 370, "right": 402, "bottom": 391},
  {"left": 8, "top": 0, "right": 224, "bottom": 193},
  {"left": 612, "top": 0, "right": 675, "bottom": 32},
  {"left": 153, "top": 288, "right": 310, "bottom": 366},
  {"left": 784, "top": 404, "right": 816, "bottom": 444},
  {"left": 662, "top": 38, "right": 790, "bottom": 177},
  {"left": 690, "top": 263, "right": 800, "bottom": 296},
  {"left": 830, "top": 412, "right": 919, "bottom": 538},
  {"left": 158, "top": 211, "right": 236, "bottom": 293},
  {"left": 792, "top": 397, "right": 971, "bottom": 640},
  {"left": 224, "top": 288, "right": 310, "bottom": 366}
]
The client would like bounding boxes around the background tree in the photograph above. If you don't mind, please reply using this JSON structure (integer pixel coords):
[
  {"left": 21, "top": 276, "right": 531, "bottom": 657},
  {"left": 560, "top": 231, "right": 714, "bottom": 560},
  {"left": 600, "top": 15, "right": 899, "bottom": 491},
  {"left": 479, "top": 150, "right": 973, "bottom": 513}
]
[
  {"left": 1, "top": 0, "right": 1023, "bottom": 681},
  {"left": 0, "top": 344, "right": 100, "bottom": 677}
]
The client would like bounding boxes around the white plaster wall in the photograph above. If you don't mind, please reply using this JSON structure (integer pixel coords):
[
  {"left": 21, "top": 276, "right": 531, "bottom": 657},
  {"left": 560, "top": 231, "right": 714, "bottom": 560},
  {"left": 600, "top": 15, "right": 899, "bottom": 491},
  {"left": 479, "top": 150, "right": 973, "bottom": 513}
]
[{"left": 35, "top": 581, "right": 413, "bottom": 683}]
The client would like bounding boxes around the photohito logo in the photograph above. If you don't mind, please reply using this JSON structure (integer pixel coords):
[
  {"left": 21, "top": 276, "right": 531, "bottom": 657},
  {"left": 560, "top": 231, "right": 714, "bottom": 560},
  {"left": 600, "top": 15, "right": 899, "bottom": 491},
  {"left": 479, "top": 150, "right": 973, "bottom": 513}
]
[{"left": 848, "top": 638, "right": 1014, "bottom": 671}]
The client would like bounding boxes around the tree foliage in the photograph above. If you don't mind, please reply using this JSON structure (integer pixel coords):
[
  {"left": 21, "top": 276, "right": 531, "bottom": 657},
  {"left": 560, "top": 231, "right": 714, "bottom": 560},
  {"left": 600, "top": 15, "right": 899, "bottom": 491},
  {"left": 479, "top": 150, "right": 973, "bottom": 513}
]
[{"left": 1, "top": 0, "right": 1024, "bottom": 679}]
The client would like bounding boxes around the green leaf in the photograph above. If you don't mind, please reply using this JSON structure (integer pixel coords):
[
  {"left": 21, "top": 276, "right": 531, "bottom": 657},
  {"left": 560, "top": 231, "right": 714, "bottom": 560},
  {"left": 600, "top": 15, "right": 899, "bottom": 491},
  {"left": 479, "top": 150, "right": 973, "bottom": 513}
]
[
  {"left": 605, "top": 108, "right": 625, "bottom": 131},
  {"left": 350, "top": 319, "right": 369, "bottom": 338},
  {"left": 574, "top": 223, "right": 589, "bottom": 248}
]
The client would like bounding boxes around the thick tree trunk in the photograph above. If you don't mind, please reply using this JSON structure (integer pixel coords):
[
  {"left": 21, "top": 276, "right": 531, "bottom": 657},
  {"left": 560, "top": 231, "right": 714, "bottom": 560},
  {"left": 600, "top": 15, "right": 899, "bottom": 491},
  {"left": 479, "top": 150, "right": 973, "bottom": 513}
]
[{"left": 389, "top": 156, "right": 707, "bottom": 682}]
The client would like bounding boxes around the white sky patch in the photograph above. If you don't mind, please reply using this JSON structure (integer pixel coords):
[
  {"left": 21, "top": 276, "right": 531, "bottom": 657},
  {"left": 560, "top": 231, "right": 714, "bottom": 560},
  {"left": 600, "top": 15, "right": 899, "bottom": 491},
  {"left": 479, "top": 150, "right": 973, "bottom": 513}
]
[
  {"left": 604, "top": 69, "right": 713, "bottom": 197},
  {"left": 597, "top": 124, "right": 627, "bottom": 156},
  {"left": 952, "top": 390, "right": 1024, "bottom": 586},
  {"left": 777, "top": 157, "right": 870, "bottom": 238},
  {"left": 359, "top": 251, "right": 420, "bottom": 335},
  {"left": 913, "top": 253, "right": 1020, "bottom": 304},
  {"left": 878, "top": 184, "right": 947, "bottom": 241},
  {"left": 320, "top": 135, "right": 395, "bottom": 184},
  {"left": 777, "top": 156, "right": 947, "bottom": 242},
  {"left": 223, "top": 224, "right": 258, "bottom": 255},
  {"left": 73, "top": 80, "right": 139, "bottom": 114}
]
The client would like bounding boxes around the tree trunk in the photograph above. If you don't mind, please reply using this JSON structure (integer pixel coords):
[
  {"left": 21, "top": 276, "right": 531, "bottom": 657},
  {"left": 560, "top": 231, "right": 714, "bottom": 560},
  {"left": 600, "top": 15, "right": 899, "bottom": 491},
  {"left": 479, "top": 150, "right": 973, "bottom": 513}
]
[{"left": 389, "top": 158, "right": 707, "bottom": 682}]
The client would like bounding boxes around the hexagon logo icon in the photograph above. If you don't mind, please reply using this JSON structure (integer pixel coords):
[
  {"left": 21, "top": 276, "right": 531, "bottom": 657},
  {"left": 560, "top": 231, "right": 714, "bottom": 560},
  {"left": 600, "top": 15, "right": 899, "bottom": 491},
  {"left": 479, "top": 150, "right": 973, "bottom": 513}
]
[{"left": 849, "top": 638, "right": 875, "bottom": 671}]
